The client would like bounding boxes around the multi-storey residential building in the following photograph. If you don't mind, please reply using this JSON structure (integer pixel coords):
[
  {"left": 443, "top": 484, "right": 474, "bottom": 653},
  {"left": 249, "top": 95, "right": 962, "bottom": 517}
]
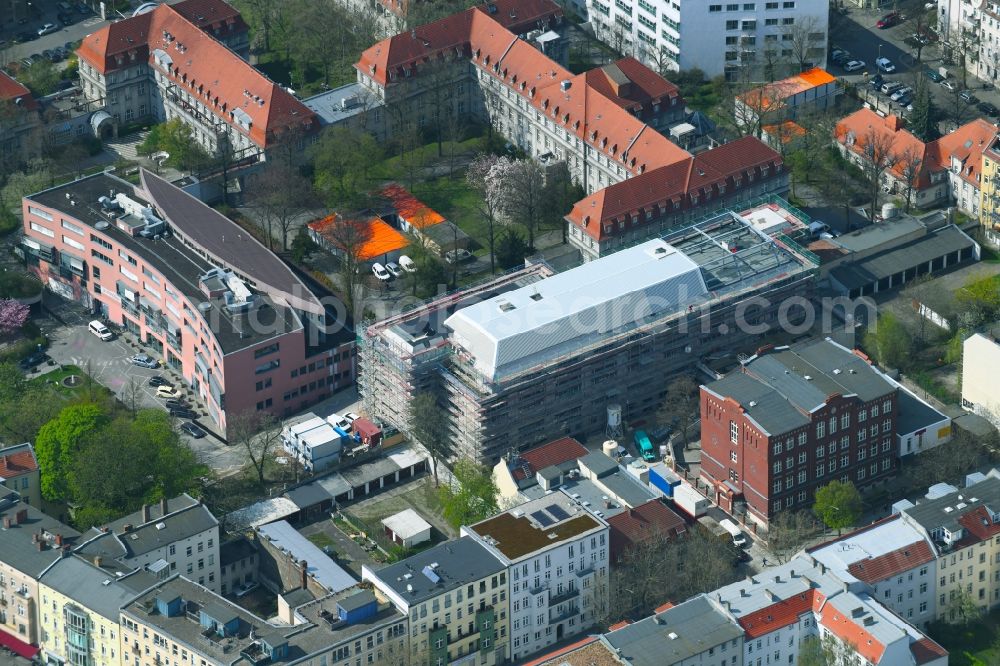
[
  {"left": 938, "top": 0, "right": 1000, "bottom": 84},
  {"left": 462, "top": 493, "right": 609, "bottom": 661},
  {"left": 962, "top": 332, "right": 1000, "bottom": 425},
  {"left": 73, "top": 494, "right": 222, "bottom": 593},
  {"left": 121, "top": 576, "right": 407, "bottom": 666},
  {"left": 0, "top": 444, "right": 42, "bottom": 508},
  {"left": 898, "top": 474, "right": 1000, "bottom": 619},
  {"left": 809, "top": 515, "right": 938, "bottom": 626},
  {"left": 835, "top": 110, "right": 997, "bottom": 218},
  {"left": 355, "top": 0, "right": 790, "bottom": 262},
  {"left": 0, "top": 70, "right": 42, "bottom": 170},
  {"left": 0, "top": 494, "right": 79, "bottom": 659},
  {"left": 37, "top": 555, "right": 157, "bottom": 666},
  {"left": 20, "top": 170, "right": 355, "bottom": 433},
  {"left": 700, "top": 338, "right": 899, "bottom": 526},
  {"left": 363, "top": 537, "right": 509, "bottom": 665},
  {"left": 980, "top": 135, "right": 1000, "bottom": 239},
  {"left": 582, "top": 0, "right": 827, "bottom": 79},
  {"left": 76, "top": 0, "right": 316, "bottom": 160},
  {"left": 360, "top": 212, "right": 817, "bottom": 462}
]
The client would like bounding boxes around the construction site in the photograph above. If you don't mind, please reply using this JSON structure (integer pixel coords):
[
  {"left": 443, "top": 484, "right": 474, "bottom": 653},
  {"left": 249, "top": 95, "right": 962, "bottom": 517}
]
[{"left": 358, "top": 202, "right": 820, "bottom": 463}]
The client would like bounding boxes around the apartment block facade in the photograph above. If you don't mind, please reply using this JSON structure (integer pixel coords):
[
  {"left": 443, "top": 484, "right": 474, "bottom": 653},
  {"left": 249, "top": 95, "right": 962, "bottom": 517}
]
[
  {"left": 462, "top": 494, "right": 609, "bottom": 661},
  {"left": 363, "top": 537, "right": 509, "bottom": 665},
  {"left": 938, "top": 0, "right": 1000, "bottom": 84},
  {"left": 20, "top": 170, "right": 355, "bottom": 434},
  {"left": 76, "top": 0, "right": 316, "bottom": 161},
  {"left": 701, "top": 338, "right": 899, "bottom": 526},
  {"left": 981, "top": 136, "right": 1000, "bottom": 236},
  {"left": 582, "top": 0, "right": 828, "bottom": 79}
]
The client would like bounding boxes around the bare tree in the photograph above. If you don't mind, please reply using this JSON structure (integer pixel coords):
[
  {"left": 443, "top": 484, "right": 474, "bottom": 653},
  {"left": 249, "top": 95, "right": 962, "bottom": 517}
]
[
  {"left": 122, "top": 378, "right": 143, "bottom": 419},
  {"left": 500, "top": 159, "right": 546, "bottom": 251},
  {"left": 227, "top": 410, "right": 282, "bottom": 487},
  {"left": 248, "top": 158, "right": 316, "bottom": 250},
  {"left": 782, "top": 16, "right": 825, "bottom": 74},
  {"left": 897, "top": 146, "right": 924, "bottom": 213},
  {"left": 421, "top": 57, "right": 459, "bottom": 158},
  {"left": 656, "top": 375, "right": 700, "bottom": 448},
  {"left": 766, "top": 509, "right": 820, "bottom": 563},
  {"left": 858, "top": 127, "right": 901, "bottom": 223},
  {"left": 409, "top": 392, "right": 450, "bottom": 486},
  {"left": 317, "top": 214, "right": 373, "bottom": 318}
]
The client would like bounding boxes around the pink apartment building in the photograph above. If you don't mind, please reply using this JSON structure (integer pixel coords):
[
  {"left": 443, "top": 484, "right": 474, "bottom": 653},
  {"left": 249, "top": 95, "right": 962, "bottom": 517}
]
[{"left": 19, "top": 169, "right": 356, "bottom": 434}]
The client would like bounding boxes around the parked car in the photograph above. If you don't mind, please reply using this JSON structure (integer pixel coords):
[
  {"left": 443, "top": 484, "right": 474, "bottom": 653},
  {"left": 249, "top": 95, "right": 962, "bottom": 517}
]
[
  {"left": 148, "top": 376, "right": 170, "bottom": 387},
  {"left": 78, "top": 2, "right": 92, "bottom": 14},
  {"left": 234, "top": 582, "right": 259, "bottom": 598},
  {"left": 978, "top": 102, "right": 1000, "bottom": 116},
  {"left": 890, "top": 86, "right": 913, "bottom": 101},
  {"left": 37, "top": 23, "right": 59, "bottom": 36},
  {"left": 924, "top": 69, "right": 944, "bottom": 82},
  {"left": 329, "top": 413, "right": 351, "bottom": 430},
  {"left": 831, "top": 48, "right": 849, "bottom": 64},
  {"left": 385, "top": 261, "right": 403, "bottom": 278},
  {"left": 941, "top": 79, "right": 956, "bottom": 90},
  {"left": 444, "top": 248, "right": 474, "bottom": 264},
  {"left": 398, "top": 254, "right": 417, "bottom": 272},
  {"left": 164, "top": 399, "right": 189, "bottom": 410},
  {"left": 880, "top": 81, "right": 902, "bottom": 95},
  {"left": 15, "top": 31, "right": 37, "bottom": 43},
  {"left": 181, "top": 422, "right": 206, "bottom": 438},
  {"left": 88, "top": 320, "right": 113, "bottom": 340},
  {"left": 876, "top": 11, "right": 900, "bottom": 28},
  {"left": 875, "top": 57, "right": 896, "bottom": 73},
  {"left": 371, "top": 263, "right": 391, "bottom": 281},
  {"left": 169, "top": 408, "right": 198, "bottom": 420},
  {"left": 19, "top": 351, "right": 49, "bottom": 371},
  {"left": 57, "top": 12, "right": 74, "bottom": 26},
  {"left": 869, "top": 74, "right": 884, "bottom": 89},
  {"left": 130, "top": 353, "right": 160, "bottom": 369},
  {"left": 896, "top": 93, "right": 913, "bottom": 107},
  {"left": 156, "top": 386, "right": 182, "bottom": 399},
  {"left": 843, "top": 60, "right": 866, "bottom": 73},
  {"left": 959, "top": 90, "right": 980, "bottom": 104}
]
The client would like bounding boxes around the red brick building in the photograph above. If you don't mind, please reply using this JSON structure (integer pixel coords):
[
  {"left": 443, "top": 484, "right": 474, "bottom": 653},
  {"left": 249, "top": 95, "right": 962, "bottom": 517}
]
[{"left": 699, "top": 338, "right": 898, "bottom": 527}]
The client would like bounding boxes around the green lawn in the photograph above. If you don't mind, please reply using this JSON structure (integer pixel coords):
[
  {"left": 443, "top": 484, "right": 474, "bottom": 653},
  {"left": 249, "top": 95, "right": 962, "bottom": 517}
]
[
  {"left": 306, "top": 532, "right": 337, "bottom": 550},
  {"left": 928, "top": 614, "right": 1000, "bottom": 665},
  {"left": 27, "top": 365, "right": 97, "bottom": 399}
]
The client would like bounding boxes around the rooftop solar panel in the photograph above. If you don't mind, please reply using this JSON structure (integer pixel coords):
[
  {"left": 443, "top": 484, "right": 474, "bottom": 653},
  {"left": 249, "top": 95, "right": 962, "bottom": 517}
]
[
  {"left": 546, "top": 504, "right": 570, "bottom": 521},
  {"left": 531, "top": 510, "right": 554, "bottom": 527}
]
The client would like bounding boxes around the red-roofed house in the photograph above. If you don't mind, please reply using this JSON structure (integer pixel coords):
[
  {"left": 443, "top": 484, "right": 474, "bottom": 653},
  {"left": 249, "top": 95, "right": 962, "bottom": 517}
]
[
  {"left": 835, "top": 109, "right": 997, "bottom": 216},
  {"left": 606, "top": 499, "right": 687, "bottom": 562},
  {"left": 77, "top": 0, "right": 316, "bottom": 159},
  {"left": 0, "top": 70, "right": 42, "bottom": 170},
  {"left": 493, "top": 436, "right": 589, "bottom": 503},
  {"left": 0, "top": 443, "right": 41, "bottom": 508},
  {"left": 354, "top": 2, "right": 786, "bottom": 261}
]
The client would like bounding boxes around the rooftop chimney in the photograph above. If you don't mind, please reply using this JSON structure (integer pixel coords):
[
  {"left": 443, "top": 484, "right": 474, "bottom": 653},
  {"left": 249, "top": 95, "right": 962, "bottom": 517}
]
[
  {"left": 141, "top": 504, "right": 150, "bottom": 523},
  {"left": 55, "top": 533, "right": 63, "bottom": 547},
  {"left": 160, "top": 497, "right": 168, "bottom": 517},
  {"left": 15, "top": 509, "right": 27, "bottom": 524},
  {"left": 35, "top": 540, "right": 44, "bottom": 551},
  {"left": 300, "top": 560, "right": 308, "bottom": 590},
  {"left": 94, "top": 555, "right": 103, "bottom": 568}
]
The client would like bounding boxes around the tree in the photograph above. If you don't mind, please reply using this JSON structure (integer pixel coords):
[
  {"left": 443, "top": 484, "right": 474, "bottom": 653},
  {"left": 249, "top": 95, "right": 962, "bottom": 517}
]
[
  {"left": 766, "top": 509, "right": 819, "bottom": 563},
  {"left": 70, "top": 410, "right": 207, "bottom": 525},
  {"left": 897, "top": 146, "right": 924, "bottom": 213},
  {"left": 247, "top": 157, "right": 316, "bottom": 250},
  {"left": 907, "top": 428, "right": 997, "bottom": 491},
  {"left": 290, "top": 228, "right": 319, "bottom": 264},
  {"left": 20, "top": 60, "right": 61, "bottom": 97},
  {"left": 0, "top": 298, "right": 29, "bottom": 335},
  {"left": 798, "top": 634, "right": 859, "bottom": 666},
  {"left": 316, "top": 214, "right": 372, "bottom": 318},
  {"left": 907, "top": 80, "right": 939, "bottom": 142},
  {"left": 495, "top": 227, "right": 528, "bottom": 270},
  {"left": 500, "top": 159, "right": 546, "bottom": 251},
  {"left": 656, "top": 375, "right": 700, "bottom": 447},
  {"left": 782, "top": 16, "right": 825, "bottom": 74},
  {"left": 541, "top": 162, "right": 584, "bottom": 245},
  {"left": 858, "top": 127, "right": 901, "bottom": 223},
  {"left": 942, "top": 82, "right": 976, "bottom": 129},
  {"left": 35, "top": 402, "right": 108, "bottom": 503},
  {"left": 407, "top": 244, "right": 448, "bottom": 298},
  {"left": 0, "top": 390, "right": 60, "bottom": 445},
  {"left": 121, "top": 378, "right": 143, "bottom": 418},
  {"left": 1, "top": 160, "right": 54, "bottom": 209},
  {"left": 409, "top": 393, "right": 450, "bottom": 486},
  {"left": 943, "top": 588, "right": 983, "bottom": 625},
  {"left": 467, "top": 153, "right": 513, "bottom": 275},
  {"left": 439, "top": 459, "right": 498, "bottom": 528},
  {"left": 138, "top": 119, "right": 211, "bottom": 171},
  {"left": 0, "top": 362, "right": 25, "bottom": 404},
  {"left": 956, "top": 273, "right": 1000, "bottom": 324},
  {"left": 863, "top": 312, "right": 913, "bottom": 371},
  {"left": 813, "top": 479, "right": 862, "bottom": 534},
  {"left": 226, "top": 410, "right": 281, "bottom": 487},
  {"left": 311, "top": 126, "right": 383, "bottom": 209}
]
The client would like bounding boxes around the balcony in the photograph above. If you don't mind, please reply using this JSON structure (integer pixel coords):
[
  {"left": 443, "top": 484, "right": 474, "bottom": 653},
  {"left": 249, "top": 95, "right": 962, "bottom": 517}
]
[
  {"left": 163, "top": 86, "right": 226, "bottom": 135},
  {"left": 549, "top": 603, "right": 581, "bottom": 624},
  {"left": 528, "top": 582, "right": 548, "bottom": 595},
  {"left": 549, "top": 587, "right": 580, "bottom": 605}
]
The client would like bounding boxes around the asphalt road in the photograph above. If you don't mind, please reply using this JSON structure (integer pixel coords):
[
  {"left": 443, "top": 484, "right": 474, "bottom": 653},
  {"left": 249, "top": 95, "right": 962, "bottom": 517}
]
[{"left": 829, "top": 7, "right": 1000, "bottom": 124}]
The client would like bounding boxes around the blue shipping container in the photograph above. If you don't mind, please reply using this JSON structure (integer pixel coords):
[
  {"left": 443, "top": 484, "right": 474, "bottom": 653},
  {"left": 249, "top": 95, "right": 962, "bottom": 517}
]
[{"left": 649, "top": 467, "right": 679, "bottom": 498}]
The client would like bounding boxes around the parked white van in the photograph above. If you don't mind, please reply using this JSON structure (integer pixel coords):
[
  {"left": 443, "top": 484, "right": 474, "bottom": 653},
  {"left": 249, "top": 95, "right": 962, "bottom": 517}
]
[
  {"left": 88, "top": 320, "right": 113, "bottom": 341},
  {"left": 719, "top": 518, "right": 748, "bottom": 548}
]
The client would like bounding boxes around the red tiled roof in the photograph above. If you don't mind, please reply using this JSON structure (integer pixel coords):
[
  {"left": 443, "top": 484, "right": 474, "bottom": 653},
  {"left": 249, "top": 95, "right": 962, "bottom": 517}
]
[
  {"left": 910, "top": 637, "right": 949, "bottom": 664},
  {"left": 307, "top": 213, "right": 410, "bottom": 262},
  {"left": 521, "top": 637, "right": 599, "bottom": 666},
  {"left": 77, "top": 3, "right": 316, "bottom": 148},
  {"left": 607, "top": 500, "right": 687, "bottom": 561},
  {"left": 957, "top": 505, "right": 1000, "bottom": 542},
  {"left": 0, "top": 71, "right": 39, "bottom": 111},
  {"left": 0, "top": 449, "right": 39, "bottom": 476},
  {"left": 739, "top": 589, "right": 817, "bottom": 639},
  {"left": 172, "top": 0, "right": 248, "bottom": 34},
  {"left": 928, "top": 118, "right": 996, "bottom": 187},
  {"left": 835, "top": 109, "right": 930, "bottom": 188},
  {"left": 378, "top": 184, "right": 446, "bottom": 228},
  {"left": 653, "top": 601, "right": 675, "bottom": 613},
  {"left": 817, "top": 600, "right": 886, "bottom": 664},
  {"left": 585, "top": 58, "right": 684, "bottom": 116},
  {"left": 846, "top": 540, "right": 934, "bottom": 584},
  {"left": 511, "top": 436, "right": 589, "bottom": 481}
]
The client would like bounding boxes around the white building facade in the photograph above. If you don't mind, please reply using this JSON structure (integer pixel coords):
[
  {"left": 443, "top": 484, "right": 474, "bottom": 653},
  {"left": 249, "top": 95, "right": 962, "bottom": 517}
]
[
  {"left": 462, "top": 494, "right": 610, "bottom": 662},
  {"left": 584, "top": 0, "right": 828, "bottom": 78}
]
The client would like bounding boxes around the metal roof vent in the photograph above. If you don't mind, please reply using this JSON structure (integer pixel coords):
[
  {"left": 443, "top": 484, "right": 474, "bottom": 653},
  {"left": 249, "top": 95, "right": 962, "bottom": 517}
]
[
  {"left": 498, "top": 301, "right": 515, "bottom": 312},
  {"left": 804, "top": 375, "right": 812, "bottom": 380},
  {"left": 668, "top": 631, "right": 678, "bottom": 639}
]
